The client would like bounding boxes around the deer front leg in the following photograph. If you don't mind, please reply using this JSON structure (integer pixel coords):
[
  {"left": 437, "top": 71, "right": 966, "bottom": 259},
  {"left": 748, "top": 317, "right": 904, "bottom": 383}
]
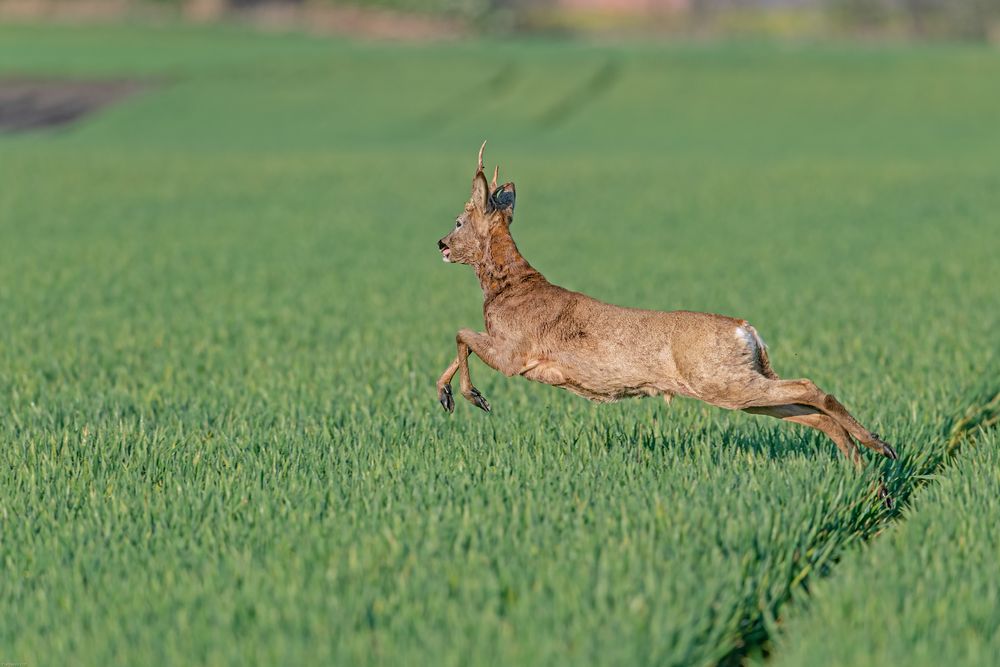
[
  {"left": 436, "top": 355, "right": 461, "bottom": 413},
  {"left": 437, "top": 328, "right": 514, "bottom": 414},
  {"left": 456, "top": 328, "right": 498, "bottom": 412}
]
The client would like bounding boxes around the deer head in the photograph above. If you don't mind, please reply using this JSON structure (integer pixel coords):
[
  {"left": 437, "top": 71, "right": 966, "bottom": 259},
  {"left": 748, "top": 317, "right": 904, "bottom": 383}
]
[{"left": 438, "top": 140, "right": 516, "bottom": 265}]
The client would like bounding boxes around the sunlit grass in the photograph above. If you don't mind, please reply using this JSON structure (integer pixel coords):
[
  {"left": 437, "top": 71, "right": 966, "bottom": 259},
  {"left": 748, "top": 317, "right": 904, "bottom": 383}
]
[{"left": 0, "top": 24, "right": 998, "bottom": 666}]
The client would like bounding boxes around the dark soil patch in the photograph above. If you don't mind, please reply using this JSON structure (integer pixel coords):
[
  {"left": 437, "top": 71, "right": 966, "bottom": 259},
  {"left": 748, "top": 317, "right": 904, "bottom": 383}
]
[{"left": 0, "top": 78, "right": 147, "bottom": 132}]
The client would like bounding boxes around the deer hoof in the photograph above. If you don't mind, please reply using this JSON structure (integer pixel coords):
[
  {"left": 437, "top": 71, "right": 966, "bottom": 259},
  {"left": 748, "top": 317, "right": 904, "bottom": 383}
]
[
  {"left": 877, "top": 480, "right": 894, "bottom": 510},
  {"left": 439, "top": 385, "right": 454, "bottom": 413},
  {"left": 877, "top": 438, "right": 898, "bottom": 460},
  {"left": 468, "top": 388, "right": 491, "bottom": 413}
]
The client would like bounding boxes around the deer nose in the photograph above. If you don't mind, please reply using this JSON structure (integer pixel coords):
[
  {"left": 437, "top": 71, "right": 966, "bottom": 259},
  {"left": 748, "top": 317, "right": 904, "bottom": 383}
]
[{"left": 438, "top": 239, "right": 447, "bottom": 250}]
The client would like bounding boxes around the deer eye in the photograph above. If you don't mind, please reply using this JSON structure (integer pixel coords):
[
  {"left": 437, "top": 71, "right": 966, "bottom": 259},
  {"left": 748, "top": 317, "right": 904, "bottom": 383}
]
[{"left": 455, "top": 219, "right": 463, "bottom": 228}]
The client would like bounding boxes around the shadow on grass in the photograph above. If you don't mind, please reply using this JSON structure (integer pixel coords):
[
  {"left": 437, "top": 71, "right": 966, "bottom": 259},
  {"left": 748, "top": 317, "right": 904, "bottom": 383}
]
[{"left": 598, "top": 407, "right": 835, "bottom": 465}]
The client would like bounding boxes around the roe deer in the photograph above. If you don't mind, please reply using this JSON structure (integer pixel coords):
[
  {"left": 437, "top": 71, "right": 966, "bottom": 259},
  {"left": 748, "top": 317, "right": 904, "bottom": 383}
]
[{"left": 436, "top": 142, "right": 897, "bottom": 468}]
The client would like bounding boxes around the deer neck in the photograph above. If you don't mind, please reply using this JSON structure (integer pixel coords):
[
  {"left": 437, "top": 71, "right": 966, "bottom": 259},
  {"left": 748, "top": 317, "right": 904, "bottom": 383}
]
[{"left": 475, "top": 225, "right": 539, "bottom": 303}]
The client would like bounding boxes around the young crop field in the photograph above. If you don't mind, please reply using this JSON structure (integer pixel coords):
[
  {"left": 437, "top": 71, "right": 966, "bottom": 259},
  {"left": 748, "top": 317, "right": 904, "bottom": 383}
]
[{"left": 0, "top": 24, "right": 998, "bottom": 666}]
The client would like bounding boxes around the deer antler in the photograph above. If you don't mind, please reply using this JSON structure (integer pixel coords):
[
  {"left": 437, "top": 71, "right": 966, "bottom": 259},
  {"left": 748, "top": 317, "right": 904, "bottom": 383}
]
[
  {"left": 477, "top": 140, "right": 487, "bottom": 173},
  {"left": 491, "top": 165, "right": 499, "bottom": 191}
]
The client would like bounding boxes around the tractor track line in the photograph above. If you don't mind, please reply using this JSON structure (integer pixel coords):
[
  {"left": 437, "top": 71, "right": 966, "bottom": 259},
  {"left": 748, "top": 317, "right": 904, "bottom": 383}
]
[
  {"left": 717, "top": 382, "right": 1000, "bottom": 666},
  {"left": 537, "top": 58, "right": 621, "bottom": 129}
]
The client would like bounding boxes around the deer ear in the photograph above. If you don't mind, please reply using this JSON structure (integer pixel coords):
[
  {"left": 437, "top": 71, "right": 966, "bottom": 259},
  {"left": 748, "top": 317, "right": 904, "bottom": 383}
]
[
  {"left": 491, "top": 182, "right": 516, "bottom": 215},
  {"left": 471, "top": 171, "right": 490, "bottom": 213}
]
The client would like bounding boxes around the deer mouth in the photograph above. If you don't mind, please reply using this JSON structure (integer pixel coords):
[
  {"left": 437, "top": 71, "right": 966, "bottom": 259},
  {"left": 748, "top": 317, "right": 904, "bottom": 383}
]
[{"left": 438, "top": 240, "right": 451, "bottom": 262}]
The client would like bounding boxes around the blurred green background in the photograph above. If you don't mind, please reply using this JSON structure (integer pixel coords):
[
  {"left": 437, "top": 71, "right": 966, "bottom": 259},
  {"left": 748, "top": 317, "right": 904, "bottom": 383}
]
[{"left": 3, "top": 0, "right": 1000, "bottom": 40}]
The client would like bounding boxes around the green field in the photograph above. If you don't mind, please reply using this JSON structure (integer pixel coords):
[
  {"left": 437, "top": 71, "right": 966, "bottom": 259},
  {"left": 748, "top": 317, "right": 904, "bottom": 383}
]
[{"left": 1, "top": 25, "right": 998, "bottom": 666}]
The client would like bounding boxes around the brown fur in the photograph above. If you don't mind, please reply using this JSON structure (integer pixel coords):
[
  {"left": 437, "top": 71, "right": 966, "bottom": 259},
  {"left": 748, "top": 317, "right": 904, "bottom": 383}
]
[{"left": 436, "top": 144, "right": 897, "bottom": 466}]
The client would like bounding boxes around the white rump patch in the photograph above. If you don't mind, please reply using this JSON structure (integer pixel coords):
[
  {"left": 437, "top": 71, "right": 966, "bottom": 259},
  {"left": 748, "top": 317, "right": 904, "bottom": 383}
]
[
  {"left": 736, "top": 323, "right": 771, "bottom": 376},
  {"left": 736, "top": 324, "right": 767, "bottom": 354},
  {"left": 735, "top": 325, "right": 756, "bottom": 350}
]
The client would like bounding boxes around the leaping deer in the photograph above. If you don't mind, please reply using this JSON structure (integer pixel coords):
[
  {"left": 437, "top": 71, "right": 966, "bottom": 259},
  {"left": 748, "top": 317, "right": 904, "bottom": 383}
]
[{"left": 436, "top": 142, "right": 897, "bottom": 468}]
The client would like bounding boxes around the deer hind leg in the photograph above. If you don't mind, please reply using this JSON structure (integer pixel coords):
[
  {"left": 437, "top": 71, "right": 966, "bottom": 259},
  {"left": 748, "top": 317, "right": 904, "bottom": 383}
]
[
  {"left": 745, "top": 404, "right": 862, "bottom": 468},
  {"left": 740, "top": 378, "right": 897, "bottom": 460}
]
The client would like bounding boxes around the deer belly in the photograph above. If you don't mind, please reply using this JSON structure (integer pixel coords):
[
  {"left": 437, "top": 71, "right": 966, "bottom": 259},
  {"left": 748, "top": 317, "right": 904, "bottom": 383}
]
[
  {"left": 520, "top": 360, "right": 567, "bottom": 386},
  {"left": 520, "top": 356, "right": 663, "bottom": 403}
]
